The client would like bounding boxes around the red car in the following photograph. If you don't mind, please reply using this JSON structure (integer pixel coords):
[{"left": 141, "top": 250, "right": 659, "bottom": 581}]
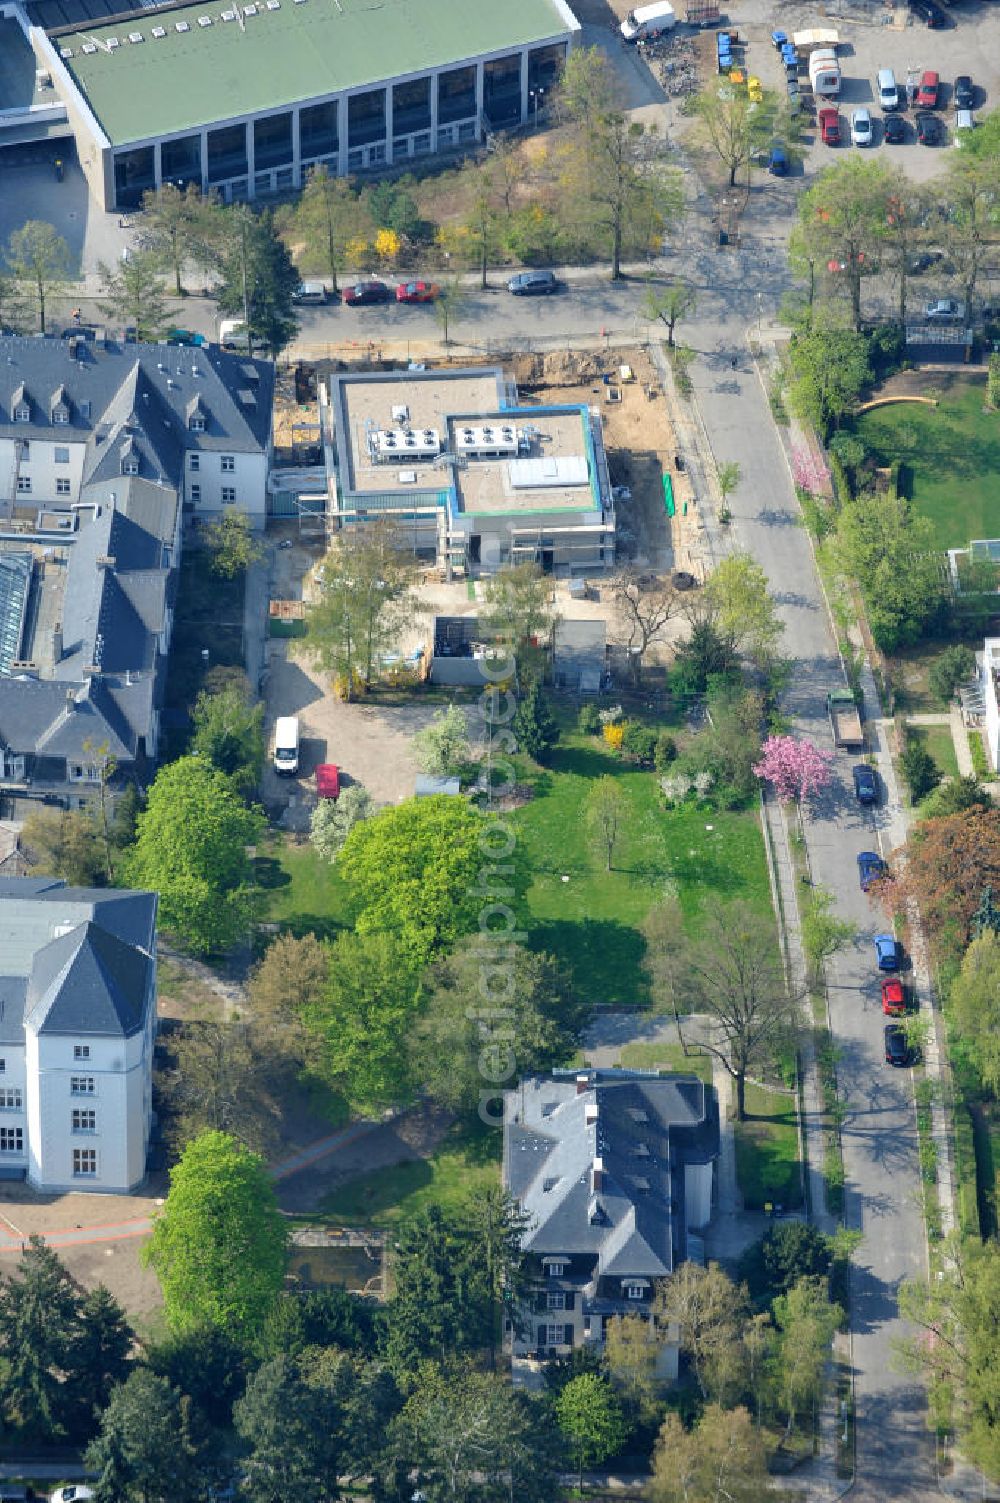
[
  {"left": 396, "top": 280, "right": 440, "bottom": 303},
  {"left": 819, "top": 107, "right": 841, "bottom": 146},
  {"left": 916, "top": 70, "right": 939, "bottom": 108},
  {"left": 342, "top": 280, "right": 392, "bottom": 306},
  {"left": 881, "top": 977, "right": 909, "bottom": 1016},
  {"left": 316, "top": 763, "right": 340, "bottom": 800}
]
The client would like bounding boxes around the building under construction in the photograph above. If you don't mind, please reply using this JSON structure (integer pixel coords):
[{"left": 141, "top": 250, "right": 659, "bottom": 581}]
[{"left": 320, "top": 366, "right": 616, "bottom": 577}]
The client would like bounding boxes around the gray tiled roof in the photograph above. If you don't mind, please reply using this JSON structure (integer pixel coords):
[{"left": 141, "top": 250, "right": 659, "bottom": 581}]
[
  {"left": 24, "top": 920, "right": 151, "bottom": 1037},
  {"left": 505, "top": 1070, "right": 719, "bottom": 1280}
]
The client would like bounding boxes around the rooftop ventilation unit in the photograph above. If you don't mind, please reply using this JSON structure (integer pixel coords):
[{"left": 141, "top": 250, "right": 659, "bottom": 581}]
[
  {"left": 175, "top": 20, "right": 189, "bottom": 30},
  {"left": 266, "top": 2, "right": 280, "bottom": 9},
  {"left": 391, "top": 404, "right": 409, "bottom": 423},
  {"left": 198, "top": 13, "right": 211, "bottom": 21},
  {"left": 243, "top": 6, "right": 257, "bottom": 15},
  {"left": 106, "top": 35, "right": 120, "bottom": 47},
  {"left": 221, "top": 9, "right": 235, "bottom": 17},
  {"left": 128, "top": 30, "right": 143, "bottom": 40},
  {"left": 373, "top": 427, "right": 440, "bottom": 461},
  {"left": 60, "top": 46, "right": 73, "bottom": 57},
  {"left": 151, "top": 24, "right": 166, "bottom": 34},
  {"left": 454, "top": 422, "right": 518, "bottom": 458},
  {"left": 82, "top": 41, "right": 98, "bottom": 51}
]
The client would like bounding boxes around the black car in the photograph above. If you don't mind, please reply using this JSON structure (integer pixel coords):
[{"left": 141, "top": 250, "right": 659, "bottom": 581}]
[
  {"left": 917, "top": 112, "right": 941, "bottom": 144},
  {"left": 954, "top": 74, "right": 974, "bottom": 109},
  {"left": 909, "top": 0, "right": 947, "bottom": 25},
  {"left": 507, "top": 270, "right": 558, "bottom": 296},
  {"left": 853, "top": 764, "right": 879, "bottom": 805},
  {"left": 884, "top": 1023, "right": 912, "bottom": 1067},
  {"left": 342, "top": 280, "right": 392, "bottom": 306},
  {"left": 883, "top": 113, "right": 907, "bottom": 145}
]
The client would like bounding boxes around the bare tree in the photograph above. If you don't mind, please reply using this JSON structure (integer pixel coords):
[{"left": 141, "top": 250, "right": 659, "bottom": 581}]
[
  {"left": 612, "top": 570, "right": 681, "bottom": 685},
  {"left": 585, "top": 776, "right": 627, "bottom": 872}
]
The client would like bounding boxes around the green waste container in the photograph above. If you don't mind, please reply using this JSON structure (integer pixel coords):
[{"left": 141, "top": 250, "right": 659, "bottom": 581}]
[{"left": 663, "top": 474, "right": 676, "bottom": 517}]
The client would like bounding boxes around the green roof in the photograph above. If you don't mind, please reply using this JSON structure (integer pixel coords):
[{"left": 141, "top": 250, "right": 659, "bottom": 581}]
[{"left": 59, "top": 0, "right": 572, "bottom": 147}]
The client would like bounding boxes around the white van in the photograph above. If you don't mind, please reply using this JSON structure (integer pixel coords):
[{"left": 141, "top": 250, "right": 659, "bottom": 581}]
[
  {"left": 218, "top": 317, "right": 251, "bottom": 351},
  {"left": 621, "top": 1, "right": 675, "bottom": 40},
  {"left": 273, "top": 716, "right": 300, "bottom": 776},
  {"left": 877, "top": 67, "right": 899, "bottom": 111},
  {"left": 292, "top": 281, "right": 327, "bottom": 305},
  {"left": 808, "top": 48, "right": 841, "bottom": 96}
]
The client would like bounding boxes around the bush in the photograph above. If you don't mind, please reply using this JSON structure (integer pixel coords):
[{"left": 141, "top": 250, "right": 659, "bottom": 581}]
[
  {"left": 602, "top": 723, "right": 624, "bottom": 752},
  {"left": 621, "top": 722, "right": 657, "bottom": 766},
  {"left": 828, "top": 451, "right": 852, "bottom": 507},
  {"left": 578, "top": 704, "right": 601, "bottom": 735},
  {"left": 989, "top": 352, "right": 1000, "bottom": 411},
  {"left": 797, "top": 488, "right": 836, "bottom": 542},
  {"left": 738, "top": 1221, "right": 833, "bottom": 1309},
  {"left": 654, "top": 732, "right": 678, "bottom": 771},
  {"left": 928, "top": 644, "right": 976, "bottom": 706},
  {"left": 901, "top": 739, "right": 941, "bottom": 803}
]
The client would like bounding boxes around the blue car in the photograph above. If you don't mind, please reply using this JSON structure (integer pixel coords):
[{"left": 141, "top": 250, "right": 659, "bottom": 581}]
[
  {"left": 875, "top": 933, "right": 902, "bottom": 972},
  {"left": 857, "top": 851, "right": 887, "bottom": 891},
  {"left": 768, "top": 145, "right": 789, "bottom": 176}
]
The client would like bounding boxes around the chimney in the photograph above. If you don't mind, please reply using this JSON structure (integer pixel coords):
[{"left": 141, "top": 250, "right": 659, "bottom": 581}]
[
  {"left": 65, "top": 687, "right": 76, "bottom": 708},
  {"left": 575, "top": 1073, "right": 590, "bottom": 1096},
  {"left": 96, "top": 555, "right": 116, "bottom": 570},
  {"left": 82, "top": 664, "right": 101, "bottom": 678},
  {"left": 592, "top": 1156, "right": 604, "bottom": 1193},
  {"left": 585, "top": 1103, "right": 598, "bottom": 1127},
  {"left": 52, "top": 622, "right": 63, "bottom": 663}
]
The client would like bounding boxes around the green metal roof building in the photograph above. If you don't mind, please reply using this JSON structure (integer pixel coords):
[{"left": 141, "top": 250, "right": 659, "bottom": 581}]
[{"left": 28, "top": 0, "right": 578, "bottom": 210}]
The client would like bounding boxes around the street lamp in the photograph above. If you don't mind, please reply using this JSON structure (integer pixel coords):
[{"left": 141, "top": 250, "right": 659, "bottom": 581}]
[{"left": 529, "top": 86, "right": 545, "bottom": 128}]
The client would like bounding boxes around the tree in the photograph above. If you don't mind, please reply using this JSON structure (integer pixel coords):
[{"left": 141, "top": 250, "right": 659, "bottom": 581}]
[
  {"left": 612, "top": 571, "right": 681, "bottom": 685},
  {"left": 189, "top": 677, "right": 265, "bottom": 797},
  {"left": 833, "top": 490, "right": 947, "bottom": 653},
  {"left": 671, "top": 611, "right": 741, "bottom": 699},
  {"left": 0, "top": 272, "right": 26, "bottom": 333},
  {"left": 800, "top": 884, "right": 855, "bottom": 983},
  {"left": 558, "top": 48, "right": 682, "bottom": 280},
  {"left": 310, "top": 783, "right": 374, "bottom": 863},
  {"left": 786, "top": 317, "right": 871, "bottom": 439},
  {"left": 941, "top": 152, "right": 1000, "bottom": 315},
  {"left": 63, "top": 1285, "right": 132, "bottom": 1441},
  {"left": 921, "top": 776, "right": 992, "bottom": 822},
  {"left": 248, "top": 930, "right": 330, "bottom": 1068},
  {"left": 715, "top": 462, "right": 741, "bottom": 519},
  {"left": 143, "top": 1130, "right": 288, "bottom": 1341},
  {"left": 303, "top": 930, "right": 421, "bottom": 1110},
  {"left": 952, "top": 931, "right": 1000, "bottom": 1092},
  {"left": 204, "top": 511, "right": 264, "bottom": 579},
  {"left": 753, "top": 735, "right": 834, "bottom": 807},
  {"left": 655, "top": 1261, "right": 748, "bottom": 1405},
  {"left": 643, "top": 281, "right": 696, "bottom": 348},
  {"left": 0, "top": 1235, "right": 80, "bottom": 1439},
  {"left": 604, "top": 1314, "right": 664, "bottom": 1428},
  {"left": 901, "top": 737, "right": 941, "bottom": 803},
  {"left": 122, "top": 756, "right": 264, "bottom": 955},
  {"left": 409, "top": 938, "right": 581, "bottom": 1116},
  {"left": 234, "top": 1354, "right": 342, "bottom": 1503},
  {"left": 147, "top": 1324, "right": 247, "bottom": 1431},
  {"left": 554, "top": 1373, "right": 629, "bottom": 1489},
  {"left": 682, "top": 680, "right": 764, "bottom": 809},
  {"left": 338, "top": 795, "right": 483, "bottom": 967},
  {"left": 141, "top": 182, "right": 221, "bottom": 294},
  {"left": 692, "top": 82, "right": 785, "bottom": 187},
  {"left": 412, "top": 705, "right": 473, "bottom": 777},
  {"left": 669, "top": 901, "right": 798, "bottom": 1120},
  {"left": 881, "top": 183, "right": 930, "bottom": 327},
  {"left": 480, "top": 562, "right": 555, "bottom": 650},
  {"left": 5, "top": 219, "right": 71, "bottom": 333},
  {"left": 771, "top": 1277, "right": 842, "bottom": 1435},
  {"left": 20, "top": 804, "right": 106, "bottom": 887},
  {"left": 164, "top": 1019, "right": 279, "bottom": 1156},
  {"left": 292, "top": 166, "right": 367, "bottom": 295},
  {"left": 97, "top": 250, "right": 170, "bottom": 342},
  {"left": 929, "top": 644, "right": 977, "bottom": 705},
  {"left": 704, "top": 552, "right": 783, "bottom": 666},
  {"left": 217, "top": 205, "right": 299, "bottom": 355},
  {"left": 512, "top": 681, "right": 559, "bottom": 763},
  {"left": 305, "top": 520, "right": 417, "bottom": 696},
  {"left": 796, "top": 159, "right": 897, "bottom": 331},
  {"left": 585, "top": 775, "right": 627, "bottom": 872},
  {"left": 464, "top": 161, "right": 504, "bottom": 289},
  {"left": 85, "top": 1368, "right": 201, "bottom": 1503},
  {"left": 900, "top": 809, "right": 1000, "bottom": 960},
  {"left": 433, "top": 277, "right": 467, "bottom": 346},
  {"left": 649, "top": 1405, "right": 770, "bottom": 1503},
  {"left": 384, "top": 1205, "right": 494, "bottom": 1377},
  {"left": 738, "top": 1221, "right": 833, "bottom": 1309}
]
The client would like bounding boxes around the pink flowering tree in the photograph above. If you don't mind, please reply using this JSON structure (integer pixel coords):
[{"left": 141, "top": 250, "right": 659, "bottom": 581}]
[
  {"left": 754, "top": 735, "right": 834, "bottom": 806},
  {"left": 791, "top": 445, "right": 831, "bottom": 497}
]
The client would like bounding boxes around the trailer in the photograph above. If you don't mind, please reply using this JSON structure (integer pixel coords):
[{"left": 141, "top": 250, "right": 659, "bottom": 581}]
[
  {"left": 686, "top": 0, "right": 720, "bottom": 23},
  {"left": 827, "top": 689, "right": 864, "bottom": 750},
  {"left": 792, "top": 27, "right": 839, "bottom": 49}
]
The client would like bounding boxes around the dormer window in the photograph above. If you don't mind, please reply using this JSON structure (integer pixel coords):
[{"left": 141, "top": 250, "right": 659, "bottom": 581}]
[
  {"left": 189, "top": 414, "right": 205, "bottom": 432},
  {"left": 11, "top": 383, "right": 29, "bottom": 423},
  {"left": 546, "top": 1261, "right": 566, "bottom": 1278},
  {"left": 50, "top": 386, "right": 70, "bottom": 424},
  {"left": 52, "top": 406, "right": 69, "bottom": 424},
  {"left": 623, "top": 1279, "right": 650, "bottom": 1300},
  {"left": 187, "top": 395, "right": 209, "bottom": 433},
  {"left": 15, "top": 405, "right": 29, "bottom": 423},
  {"left": 122, "top": 456, "right": 139, "bottom": 475}
]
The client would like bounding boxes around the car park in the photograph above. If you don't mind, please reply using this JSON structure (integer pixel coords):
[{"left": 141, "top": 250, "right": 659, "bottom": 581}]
[
  {"left": 881, "top": 977, "right": 909, "bottom": 1015},
  {"left": 917, "top": 112, "right": 941, "bottom": 144},
  {"left": 916, "top": 70, "right": 939, "bottom": 108},
  {"left": 924, "top": 297, "right": 966, "bottom": 321},
  {"left": 858, "top": 851, "right": 887, "bottom": 890},
  {"left": 396, "top": 280, "right": 440, "bottom": 303},
  {"left": 884, "top": 1023, "right": 912, "bottom": 1067},
  {"left": 853, "top": 764, "right": 878, "bottom": 804},
  {"left": 819, "top": 107, "right": 841, "bottom": 146},
  {"left": 851, "top": 108, "right": 874, "bottom": 146},
  {"left": 508, "top": 270, "right": 559, "bottom": 296},
  {"left": 954, "top": 74, "right": 974, "bottom": 109},
  {"left": 883, "top": 114, "right": 907, "bottom": 144},
  {"left": 342, "top": 280, "right": 392, "bottom": 305},
  {"left": 875, "top": 933, "right": 903, "bottom": 972}
]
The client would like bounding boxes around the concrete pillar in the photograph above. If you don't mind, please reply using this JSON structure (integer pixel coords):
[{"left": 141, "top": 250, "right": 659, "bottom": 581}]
[
  {"left": 199, "top": 130, "right": 208, "bottom": 192},
  {"left": 519, "top": 49, "right": 529, "bottom": 124},
  {"left": 430, "top": 67, "right": 439, "bottom": 147},
  {"left": 153, "top": 140, "right": 162, "bottom": 190},
  {"left": 383, "top": 84, "right": 393, "bottom": 165},
  {"left": 475, "top": 60, "right": 485, "bottom": 136},
  {"left": 337, "top": 96, "right": 348, "bottom": 177},
  {"left": 245, "top": 119, "right": 255, "bottom": 200},
  {"left": 291, "top": 105, "right": 301, "bottom": 187}
]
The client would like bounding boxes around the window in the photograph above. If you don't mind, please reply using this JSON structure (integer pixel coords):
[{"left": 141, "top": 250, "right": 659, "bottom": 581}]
[
  {"left": 547, "top": 1262, "right": 566, "bottom": 1278},
  {"left": 73, "top": 1148, "right": 97, "bottom": 1176},
  {"left": 545, "top": 1323, "right": 565, "bottom": 1346},
  {"left": 0, "top": 1089, "right": 22, "bottom": 1111},
  {"left": 220, "top": 454, "right": 235, "bottom": 471},
  {"left": 16, "top": 476, "right": 30, "bottom": 494},
  {"left": 53, "top": 408, "right": 69, "bottom": 424},
  {"left": 70, "top": 1076, "right": 95, "bottom": 1095},
  {"left": 72, "top": 1109, "right": 97, "bottom": 1133},
  {"left": 0, "top": 1128, "right": 23, "bottom": 1153},
  {"left": 190, "top": 483, "right": 201, "bottom": 502},
  {"left": 189, "top": 452, "right": 200, "bottom": 471},
  {"left": 221, "top": 487, "right": 236, "bottom": 503},
  {"left": 625, "top": 1283, "right": 647, "bottom": 1300},
  {"left": 15, "top": 406, "right": 29, "bottom": 423},
  {"left": 70, "top": 764, "right": 100, "bottom": 782},
  {"left": 56, "top": 478, "right": 71, "bottom": 495},
  {"left": 189, "top": 415, "right": 206, "bottom": 433},
  {"left": 74, "top": 1044, "right": 91, "bottom": 1060},
  {"left": 546, "top": 1291, "right": 566, "bottom": 1311},
  {"left": 0, "top": 1059, "right": 5, "bottom": 1073},
  {"left": 122, "top": 456, "right": 139, "bottom": 475},
  {"left": 54, "top": 445, "right": 70, "bottom": 464}
]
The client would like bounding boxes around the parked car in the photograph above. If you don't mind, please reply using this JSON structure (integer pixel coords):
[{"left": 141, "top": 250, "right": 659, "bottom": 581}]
[
  {"left": 507, "top": 270, "right": 559, "bottom": 296},
  {"left": 291, "top": 281, "right": 327, "bottom": 304},
  {"left": 342, "top": 280, "right": 392, "bottom": 305},
  {"left": 916, "top": 111, "right": 941, "bottom": 144},
  {"left": 884, "top": 1023, "right": 912, "bottom": 1067},
  {"left": 819, "top": 107, "right": 841, "bottom": 146},
  {"left": 924, "top": 297, "right": 966, "bottom": 321},
  {"left": 851, "top": 108, "right": 874, "bottom": 146},
  {"left": 166, "top": 327, "right": 207, "bottom": 346},
  {"left": 877, "top": 67, "right": 899, "bottom": 111},
  {"left": 853, "top": 764, "right": 879, "bottom": 804},
  {"left": 954, "top": 74, "right": 974, "bottom": 109},
  {"left": 909, "top": 0, "right": 947, "bottom": 26},
  {"left": 881, "top": 977, "right": 909, "bottom": 1015},
  {"left": 916, "top": 70, "right": 939, "bottom": 108},
  {"left": 875, "top": 933, "right": 903, "bottom": 972},
  {"left": 883, "top": 113, "right": 907, "bottom": 144},
  {"left": 396, "top": 280, "right": 440, "bottom": 303},
  {"left": 315, "top": 763, "right": 340, "bottom": 800},
  {"left": 768, "top": 143, "right": 789, "bottom": 175},
  {"left": 50, "top": 1490, "right": 95, "bottom": 1503},
  {"left": 857, "top": 850, "right": 887, "bottom": 891}
]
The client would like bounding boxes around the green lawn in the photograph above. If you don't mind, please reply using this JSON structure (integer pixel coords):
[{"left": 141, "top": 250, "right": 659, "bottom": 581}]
[
  {"left": 908, "top": 722, "right": 960, "bottom": 781},
  {"left": 733, "top": 1082, "right": 803, "bottom": 1211},
  {"left": 255, "top": 834, "right": 355, "bottom": 943},
  {"left": 319, "top": 1120, "right": 500, "bottom": 1225},
  {"left": 853, "top": 379, "right": 1000, "bottom": 550},
  {"left": 512, "top": 731, "right": 773, "bottom": 1007},
  {"left": 617, "top": 1041, "right": 714, "bottom": 1085}
]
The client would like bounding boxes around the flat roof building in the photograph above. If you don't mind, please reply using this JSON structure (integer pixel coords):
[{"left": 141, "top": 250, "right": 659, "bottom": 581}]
[{"left": 21, "top": 0, "right": 578, "bottom": 209}]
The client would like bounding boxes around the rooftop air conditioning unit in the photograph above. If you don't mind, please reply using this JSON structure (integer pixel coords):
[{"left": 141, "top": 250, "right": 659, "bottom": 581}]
[
  {"left": 106, "top": 36, "right": 120, "bottom": 47},
  {"left": 175, "top": 20, "right": 189, "bottom": 30},
  {"left": 151, "top": 24, "right": 166, "bottom": 34},
  {"left": 391, "top": 404, "right": 409, "bottom": 423},
  {"left": 128, "top": 31, "right": 144, "bottom": 41}
]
